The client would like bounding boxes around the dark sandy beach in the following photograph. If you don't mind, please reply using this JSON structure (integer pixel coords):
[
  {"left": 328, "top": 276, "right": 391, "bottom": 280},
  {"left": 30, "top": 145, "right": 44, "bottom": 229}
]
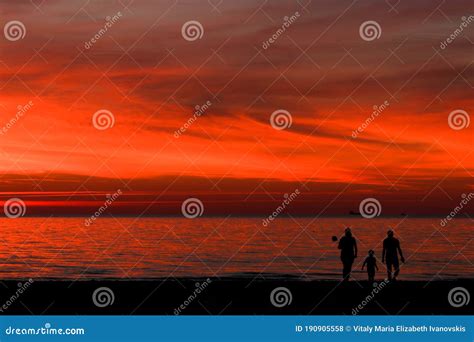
[{"left": 0, "top": 277, "right": 471, "bottom": 315}]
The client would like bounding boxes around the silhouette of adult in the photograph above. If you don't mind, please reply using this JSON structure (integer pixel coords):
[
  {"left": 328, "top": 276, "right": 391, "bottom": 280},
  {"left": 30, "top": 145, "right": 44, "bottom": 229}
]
[
  {"left": 338, "top": 227, "right": 357, "bottom": 281},
  {"left": 382, "top": 229, "right": 405, "bottom": 280}
]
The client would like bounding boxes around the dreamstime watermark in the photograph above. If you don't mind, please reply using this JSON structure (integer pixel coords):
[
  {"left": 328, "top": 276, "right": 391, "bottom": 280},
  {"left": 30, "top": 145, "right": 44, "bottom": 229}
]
[
  {"left": 448, "top": 109, "right": 470, "bottom": 130},
  {"left": 262, "top": 11, "right": 300, "bottom": 50},
  {"left": 181, "top": 198, "right": 204, "bottom": 218},
  {"left": 5, "top": 323, "right": 85, "bottom": 336},
  {"left": 448, "top": 287, "right": 470, "bottom": 307},
  {"left": 352, "top": 100, "right": 389, "bottom": 138},
  {"left": 0, "top": 100, "right": 34, "bottom": 135},
  {"left": 270, "top": 287, "right": 292, "bottom": 307},
  {"left": 174, "top": 100, "right": 212, "bottom": 138},
  {"left": 359, "top": 20, "right": 382, "bottom": 41},
  {"left": 84, "top": 189, "right": 122, "bottom": 226},
  {"left": 352, "top": 279, "right": 390, "bottom": 315},
  {"left": 270, "top": 109, "right": 292, "bottom": 130},
  {"left": 4, "top": 20, "right": 26, "bottom": 41},
  {"left": 262, "top": 189, "right": 300, "bottom": 226},
  {"left": 84, "top": 12, "right": 123, "bottom": 50},
  {"left": 181, "top": 20, "right": 204, "bottom": 41},
  {"left": 359, "top": 198, "right": 382, "bottom": 218},
  {"left": 440, "top": 193, "right": 473, "bottom": 227},
  {"left": 173, "top": 278, "right": 212, "bottom": 315},
  {"left": 3, "top": 198, "right": 26, "bottom": 218},
  {"left": 440, "top": 16, "right": 474, "bottom": 50},
  {"left": 92, "top": 287, "right": 115, "bottom": 307},
  {"left": 92, "top": 109, "right": 115, "bottom": 130},
  {"left": 0, "top": 279, "right": 34, "bottom": 313}
]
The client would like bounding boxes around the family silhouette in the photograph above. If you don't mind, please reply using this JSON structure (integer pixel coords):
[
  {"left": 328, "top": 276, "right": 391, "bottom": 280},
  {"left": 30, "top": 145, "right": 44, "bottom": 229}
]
[{"left": 337, "top": 228, "right": 405, "bottom": 282}]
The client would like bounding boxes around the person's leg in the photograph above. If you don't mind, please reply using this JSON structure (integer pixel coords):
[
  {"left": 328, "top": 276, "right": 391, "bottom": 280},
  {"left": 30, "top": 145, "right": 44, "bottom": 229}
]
[
  {"left": 341, "top": 258, "right": 348, "bottom": 280},
  {"left": 386, "top": 260, "right": 393, "bottom": 280},
  {"left": 342, "top": 262, "right": 349, "bottom": 280},
  {"left": 393, "top": 259, "right": 400, "bottom": 279},
  {"left": 342, "top": 257, "right": 354, "bottom": 281},
  {"left": 346, "top": 259, "right": 354, "bottom": 280}
]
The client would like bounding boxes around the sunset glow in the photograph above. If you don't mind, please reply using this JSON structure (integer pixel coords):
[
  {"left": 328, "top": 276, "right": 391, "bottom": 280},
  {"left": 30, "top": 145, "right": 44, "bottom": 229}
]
[{"left": 0, "top": 0, "right": 473, "bottom": 216}]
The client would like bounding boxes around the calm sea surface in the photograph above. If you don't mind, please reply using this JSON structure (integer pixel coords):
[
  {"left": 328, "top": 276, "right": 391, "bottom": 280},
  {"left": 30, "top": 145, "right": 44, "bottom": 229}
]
[{"left": 0, "top": 217, "right": 472, "bottom": 280}]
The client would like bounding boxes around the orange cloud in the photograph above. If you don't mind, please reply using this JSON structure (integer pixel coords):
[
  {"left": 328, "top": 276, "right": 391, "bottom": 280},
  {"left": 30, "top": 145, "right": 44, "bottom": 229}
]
[{"left": 0, "top": 0, "right": 472, "bottom": 215}]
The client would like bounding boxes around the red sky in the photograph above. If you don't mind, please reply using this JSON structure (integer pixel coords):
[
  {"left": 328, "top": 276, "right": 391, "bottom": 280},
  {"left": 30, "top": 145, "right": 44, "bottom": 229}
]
[{"left": 0, "top": 0, "right": 473, "bottom": 216}]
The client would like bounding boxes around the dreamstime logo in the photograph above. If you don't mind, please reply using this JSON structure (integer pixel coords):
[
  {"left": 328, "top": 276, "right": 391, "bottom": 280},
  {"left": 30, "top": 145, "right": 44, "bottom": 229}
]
[
  {"left": 0, "top": 100, "right": 34, "bottom": 135},
  {"left": 174, "top": 100, "right": 212, "bottom": 138},
  {"left": 270, "top": 287, "right": 292, "bottom": 307},
  {"left": 181, "top": 198, "right": 204, "bottom": 218},
  {"left": 84, "top": 11, "right": 123, "bottom": 50},
  {"left": 4, "top": 20, "right": 26, "bottom": 41},
  {"left": 359, "top": 198, "right": 381, "bottom": 218},
  {"left": 174, "top": 278, "right": 212, "bottom": 315},
  {"left": 448, "top": 287, "right": 470, "bottom": 308},
  {"left": 262, "top": 11, "right": 300, "bottom": 50},
  {"left": 92, "top": 109, "right": 115, "bottom": 130},
  {"left": 5, "top": 323, "right": 85, "bottom": 336},
  {"left": 440, "top": 16, "right": 474, "bottom": 50},
  {"left": 352, "top": 279, "right": 390, "bottom": 315},
  {"left": 359, "top": 20, "right": 382, "bottom": 41},
  {"left": 270, "top": 109, "right": 292, "bottom": 130},
  {"left": 84, "top": 189, "right": 122, "bottom": 226},
  {"left": 440, "top": 193, "right": 473, "bottom": 227},
  {"left": 262, "top": 189, "right": 300, "bottom": 226},
  {"left": 92, "top": 287, "right": 115, "bottom": 307},
  {"left": 181, "top": 20, "right": 204, "bottom": 41},
  {"left": 0, "top": 279, "right": 34, "bottom": 313},
  {"left": 3, "top": 198, "right": 26, "bottom": 218},
  {"left": 352, "top": 100, "right": 389, "bottom": 138},
  {"left": 448, "top": 109, "right": 470, "bottom": 130}
]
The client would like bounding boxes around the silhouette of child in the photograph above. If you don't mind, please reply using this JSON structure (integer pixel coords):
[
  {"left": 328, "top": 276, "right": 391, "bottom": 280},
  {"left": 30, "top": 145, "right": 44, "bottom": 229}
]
[{"left": 361, "top": 249, "right": 378, "bottom": 282}]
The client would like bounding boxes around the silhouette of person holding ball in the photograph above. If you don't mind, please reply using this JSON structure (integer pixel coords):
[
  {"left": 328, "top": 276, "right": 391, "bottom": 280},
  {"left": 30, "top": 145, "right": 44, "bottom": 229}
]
[{"left": 338, "top": 228, "right": 357, "bottom": 281}]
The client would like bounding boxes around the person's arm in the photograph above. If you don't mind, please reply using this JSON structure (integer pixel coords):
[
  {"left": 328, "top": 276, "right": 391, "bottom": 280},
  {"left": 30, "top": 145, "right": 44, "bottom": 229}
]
[
  {"left": 362, "top": 259, "right": 366, "bottom": 270},
  {"left": 397, "top": 241, "right": 405, "bottom": 263},
  {"left": 338, "top": 238, "right": 342, "bottom": 250},
  {"left": 375, "top": 260, "right": 379, "bottom": 270},
  {"left": 353, "top": 239, "right": 358, "bottom": 258}
]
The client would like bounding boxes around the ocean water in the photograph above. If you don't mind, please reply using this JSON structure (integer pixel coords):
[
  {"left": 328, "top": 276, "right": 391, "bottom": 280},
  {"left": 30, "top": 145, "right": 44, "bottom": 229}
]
[{"left": 0, "top": 217, "right": 472, "bottom": 280}]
